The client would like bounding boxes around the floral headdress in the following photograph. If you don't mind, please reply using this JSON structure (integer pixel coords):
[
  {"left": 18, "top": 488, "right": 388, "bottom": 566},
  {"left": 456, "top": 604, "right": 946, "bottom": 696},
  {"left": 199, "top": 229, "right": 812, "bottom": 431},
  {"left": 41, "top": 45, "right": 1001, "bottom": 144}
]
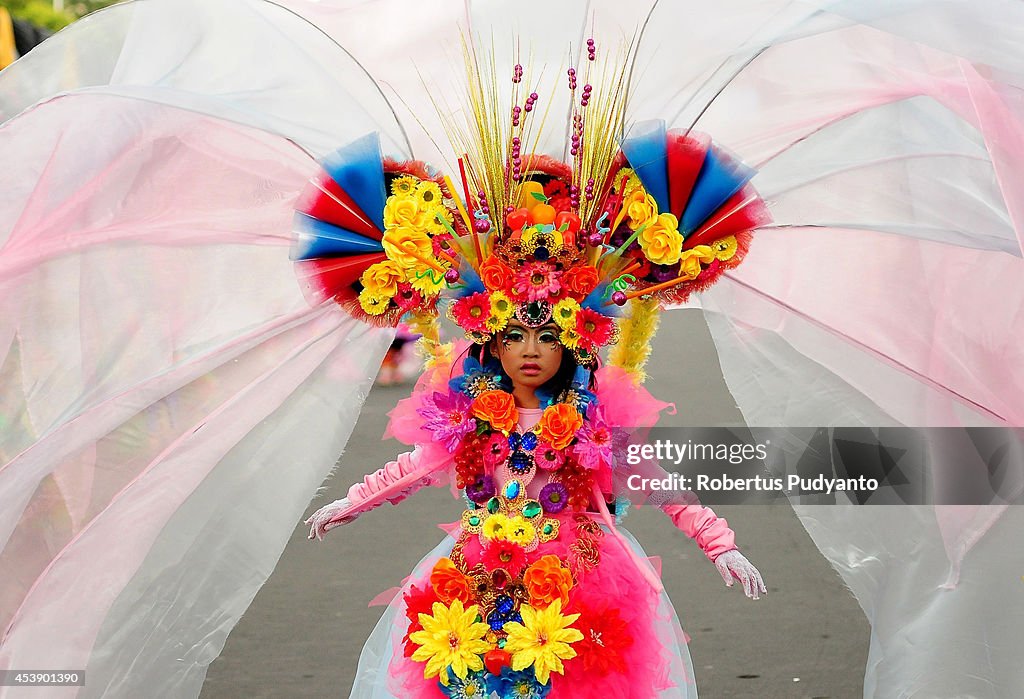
[{"left": 291, "top": 37, "right": 770, "bottom": 377}]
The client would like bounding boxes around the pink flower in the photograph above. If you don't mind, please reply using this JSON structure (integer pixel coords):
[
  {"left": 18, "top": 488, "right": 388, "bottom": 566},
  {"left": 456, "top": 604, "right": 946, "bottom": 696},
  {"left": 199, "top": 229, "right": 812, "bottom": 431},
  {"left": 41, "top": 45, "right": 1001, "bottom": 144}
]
[
  {"left": 574, "top": 307, "right": 615, "bottom": 349},
  {"left": 513, "top": 261, "right": 560, "bottom": 301},
  {"left": 571, "top": 404, "right": 614, "bottom": 471},
  {"left": 483, "top": 432, "right": 511, "bottom": 469},
  {"left": 451, "top": 292, "right": 491, "bottom": 333},
  {"left": 481, "top": 539, "right": 528, "bottom": 576},
  {"left": 415, "top": 390, "right": 476, "bottom": 452},
  {"left": 535, "top": 441, "right": 566, "bottom": 471},
  {"left": 392, "top": 282, "right": 424, "bottom": 313}
]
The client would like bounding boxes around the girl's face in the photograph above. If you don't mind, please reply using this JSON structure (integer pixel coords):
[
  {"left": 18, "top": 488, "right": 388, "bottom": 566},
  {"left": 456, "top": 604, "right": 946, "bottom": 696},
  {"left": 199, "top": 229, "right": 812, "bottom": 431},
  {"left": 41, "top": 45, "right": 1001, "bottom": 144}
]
[{"left": 492, "top": 320, "right": 564, "bottom": 392}]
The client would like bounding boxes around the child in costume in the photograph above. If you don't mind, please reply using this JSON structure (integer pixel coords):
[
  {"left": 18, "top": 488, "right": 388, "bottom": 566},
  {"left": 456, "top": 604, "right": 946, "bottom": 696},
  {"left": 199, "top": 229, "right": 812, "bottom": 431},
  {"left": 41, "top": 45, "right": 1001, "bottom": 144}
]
[{"left": 302, "top": 39, "right": 767, "bottom": 698}]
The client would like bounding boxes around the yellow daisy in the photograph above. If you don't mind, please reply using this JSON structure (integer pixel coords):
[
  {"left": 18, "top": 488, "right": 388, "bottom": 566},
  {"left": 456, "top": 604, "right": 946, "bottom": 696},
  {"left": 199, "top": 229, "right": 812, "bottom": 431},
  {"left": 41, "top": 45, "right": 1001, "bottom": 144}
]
[
  {"left": 482, "top": 513, "right": 511, "bottom": 541},
  {"left": 559, "top": 327, "right": 581, "bottom": 350},
  {"left": 358, "top": 289, "right": 390, "bottom": 316},
  {"left": 416, "top": 180, "right": 444, "bottom": 207},
  {"left": 711, "top": 235, "right": 738, "bottom": 261},
  {"left": 409, "top": 599, "right": 491, "bottom": 686},
  {"left": 505, "top": 516, "right": 536, "bottom": 547},
  {"left": 390, "top": 175, "right": 418, "bottom": 196},
  {"left": 424, "top": 205, "right": 455, "bottom": 235},
  {"left": 551, "top": 298, "right": 580, "bottom": 331},
  {"left": 489, "top": 291, "right": 514, "bottom": 321},
  {"left": 485, "top": 314, "right": 508, "bottom": 334},
  {"left": 503, "top": 599, "right": 583, "bottom": 684},
  {"left": 409, "top": 267, "right": 447, "bottom": 297}
]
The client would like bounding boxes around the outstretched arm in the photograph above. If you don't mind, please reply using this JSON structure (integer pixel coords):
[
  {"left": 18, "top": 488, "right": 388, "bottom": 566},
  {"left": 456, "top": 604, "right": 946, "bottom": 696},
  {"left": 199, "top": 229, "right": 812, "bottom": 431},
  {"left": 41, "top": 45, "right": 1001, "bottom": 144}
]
[
  {"left": 305, "top": 446, "right": 435, "bottom": 540},
  {"left": 659, "top": 497, "right": 767, "bottom": 600}
]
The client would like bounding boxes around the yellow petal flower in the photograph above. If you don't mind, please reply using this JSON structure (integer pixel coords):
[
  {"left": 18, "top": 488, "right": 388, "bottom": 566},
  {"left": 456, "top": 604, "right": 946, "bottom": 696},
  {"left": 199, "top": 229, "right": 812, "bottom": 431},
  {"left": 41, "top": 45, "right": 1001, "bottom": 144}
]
[
  {"left": 482, "top": 513, "right": 511, "bottom": 541},
  {"left": 408, "top": 599, "right": 490, "bottom": 685},
  {"left": 383, "top": 225, "right": 433, "bottom": 269},
  {"left": 384, "top": 194, "right": 426, "bottom": 230},
  {"left": 711, "top": 235, "right": 738, "bottom": 261},
  {"left": 358, "top": 289, "right": 390, "bottom": 316},
  {"left": 360, "top": 260, "right": 404, "bottom": 297},
  {"left": 678, "top": 244, "right": 716, "bottom": 280},
  {"left": 624, "top": 189, "right": 658, "bottom": 231},
  {"left": 416, "top": 180, "right": 444, "bottom": 207},
  {"left": 505, "top": 516, "right": 536, "bottom": 547},
  {"left": 409, "top": 267, "right": 446, "bottom": 296},
  {"left": 552, "top": 298, "right": 580, "bottom": 330},
  {"left": 559, "top": 327, "right": 581, "bottom": 350},
  {"left": 489, "top": 291, "right": 514, "bottom": 321},
  {"left": 638, "top": 213, "right": 684, "bottom": 266},
  {"left": 503, "top": 599, "right": 583, "bottom": 685},
  {"left": 390, "top": 175, "right": 418, "bottom": 196}
]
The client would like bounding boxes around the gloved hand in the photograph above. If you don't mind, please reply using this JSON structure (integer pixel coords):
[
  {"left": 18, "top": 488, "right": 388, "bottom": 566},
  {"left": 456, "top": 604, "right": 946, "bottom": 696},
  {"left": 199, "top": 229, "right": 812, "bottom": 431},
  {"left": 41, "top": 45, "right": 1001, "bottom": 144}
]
[
  {"left": 304, "top": 497, "right": 355, "bottom": 541},
  {"left": 713, "top": 549, "right": 767, "bottom": 600}
]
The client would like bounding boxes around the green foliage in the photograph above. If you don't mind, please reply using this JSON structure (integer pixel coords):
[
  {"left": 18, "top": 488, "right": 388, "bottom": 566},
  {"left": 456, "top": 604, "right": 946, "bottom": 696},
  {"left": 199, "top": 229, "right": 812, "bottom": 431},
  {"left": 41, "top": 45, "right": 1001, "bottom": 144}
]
[{"left": 1, "top": 0, "right": 124, "bottom": 32}]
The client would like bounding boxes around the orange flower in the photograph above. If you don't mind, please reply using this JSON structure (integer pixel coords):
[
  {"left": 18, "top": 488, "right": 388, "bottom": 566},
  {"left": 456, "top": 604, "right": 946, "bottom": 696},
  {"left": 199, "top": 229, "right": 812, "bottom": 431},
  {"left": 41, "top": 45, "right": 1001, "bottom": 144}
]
[
  {"left": 430, "top": 557, "right": 473, "bottom": 605},
  {"left": 471, "top": 390, "right": 518, "bottom": 434},
  {"left": 523, "top": 555, "right": 574, "bottom": 608},
  {"left": 479, "top": 255, "right": 514, "bottom": 292},
  {"left": 536, "top": 404, "right": 583, "bottom": 450},
  {"left": 561, "top": 265, "right": 600, "bottom": 299}
]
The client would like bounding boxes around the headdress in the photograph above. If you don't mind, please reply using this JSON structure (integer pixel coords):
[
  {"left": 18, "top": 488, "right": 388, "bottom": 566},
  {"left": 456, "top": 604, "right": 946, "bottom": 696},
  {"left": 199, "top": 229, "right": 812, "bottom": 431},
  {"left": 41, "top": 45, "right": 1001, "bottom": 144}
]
[{"left": 291, "top": 36, "right": 770, "bottom": 375}]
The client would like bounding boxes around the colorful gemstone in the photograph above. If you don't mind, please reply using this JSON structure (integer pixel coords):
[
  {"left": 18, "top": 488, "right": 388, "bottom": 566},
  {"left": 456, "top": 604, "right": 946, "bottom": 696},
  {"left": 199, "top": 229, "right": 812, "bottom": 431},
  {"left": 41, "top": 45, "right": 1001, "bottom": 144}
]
[
  {"left": 488, "top": 610, "right": 505, "bottom": 631},
  {"left": 507, "top": 432, "right": 521, "bottom": 450},
  {"left": 508, "top": 451, "right": 533, "bottom": 474},
  {"left": 495, "top": 595, "right": 514, "bottom": 615},
  {"left": 468, "top": 515, "right": 481, "bottom": 527},
  {"left": 523, "top": 501, "right": 542, "bottom": 519},
  {"left": 543, "top": 523, "right": 554, "bottom": 535},
  {"left": 521, "top": 432, "right": 538, "bottom": 451},
  {"left": 492, "top": 569, "right": 508, "bottom": 590},
  {"left": 487, "top": 497, "right": 501, "bottom": 514},
  {"left": 504, "top": 481, "right": 521, "bottom": 499}
]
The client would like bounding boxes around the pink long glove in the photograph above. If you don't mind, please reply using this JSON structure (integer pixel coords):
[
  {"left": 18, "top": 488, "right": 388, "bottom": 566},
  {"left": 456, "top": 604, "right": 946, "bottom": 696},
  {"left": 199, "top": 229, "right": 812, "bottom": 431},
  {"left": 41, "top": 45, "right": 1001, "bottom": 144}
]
[
  {"left": 661, "top": 502, "right": 766, "bottom": 600},
  {"left": 305, "top": 447, "right": 428, "bottom": 540}
]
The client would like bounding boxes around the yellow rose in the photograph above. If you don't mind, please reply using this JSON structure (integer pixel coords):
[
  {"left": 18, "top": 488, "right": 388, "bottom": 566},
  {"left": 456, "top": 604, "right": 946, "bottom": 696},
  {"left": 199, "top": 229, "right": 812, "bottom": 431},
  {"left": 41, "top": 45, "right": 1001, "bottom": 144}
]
[
  {"left": 383, "top": 194, "right": 426, "bottom": 230},
  {"left": 624, "top": 188, "right": 658, "bottom": 231},
  {"left": 678, "top": 245, "right": 716, "bottom": 280},
  {"left": 383, "top": 225, "right": 433, "bottom": 269},
  {"left": 638, "top": 213, "right": 683, "bottom": 265},
  {"left": 359, "top": 260, "right": 404, "bottom": 297}
]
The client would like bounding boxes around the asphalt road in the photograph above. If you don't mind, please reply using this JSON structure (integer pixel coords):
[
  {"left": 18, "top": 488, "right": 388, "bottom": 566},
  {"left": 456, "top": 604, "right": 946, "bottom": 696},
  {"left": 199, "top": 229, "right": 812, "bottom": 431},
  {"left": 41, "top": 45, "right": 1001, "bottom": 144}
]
[{"left": 201, "top": 309, "right": 869, "bottom": 698}]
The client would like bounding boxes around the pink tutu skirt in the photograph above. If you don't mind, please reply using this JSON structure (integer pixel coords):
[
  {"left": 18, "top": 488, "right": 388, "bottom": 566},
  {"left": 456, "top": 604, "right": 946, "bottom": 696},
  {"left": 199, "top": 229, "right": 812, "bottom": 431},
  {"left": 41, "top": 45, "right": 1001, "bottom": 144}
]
[{"left": 349, "top": 518, "right": 698, "bottom": 699}]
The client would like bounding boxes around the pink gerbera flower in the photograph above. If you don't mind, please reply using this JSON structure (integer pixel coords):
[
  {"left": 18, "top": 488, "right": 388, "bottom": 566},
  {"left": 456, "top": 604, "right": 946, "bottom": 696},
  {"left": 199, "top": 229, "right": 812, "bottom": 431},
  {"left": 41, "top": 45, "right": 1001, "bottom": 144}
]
[
  {"left": 535, "top": 440, "right": 566, "bottom": 471},
  {"left": 513, "top": 261, "right": 560, "bottom": 301},
  {"left": 451, "top": 291, "right": 491, "bottom": 332},
  {"left": 481, "top": 539, "right": 528, "bottom": 576},
  {"left": 574, "top": 307, "right": 615, "bottom": 348},
  {"left": 483, "top": 432, "right": 510, "bottom": 469},
  {"left": 571, "top": 403, "right": 615, "bottom": 471},
  {"left": 392, "top": 282, "right": 424, "bottom": 313}
]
